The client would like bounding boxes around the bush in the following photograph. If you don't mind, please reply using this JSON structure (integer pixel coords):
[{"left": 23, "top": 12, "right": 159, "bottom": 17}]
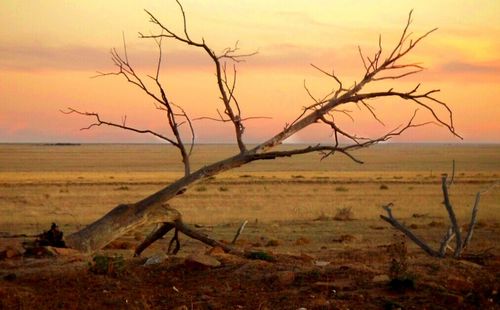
[
  {"left": 245, "top": 251, "right": 275, "bottom": 261},
  {"left": 388, "top": 237, "right": 416, "bottom": 291},
  {"left": 89, "top": 255, "right": 125, "bottom": 276},
  {"left": 334, "top": 207, "right": 354, "bottom": 221},
  {"left": 380, "top": 184, "right": 389, "bottom": 190},
  {"left": 314, "top": 212, "right": 331, "bottom": 221}
]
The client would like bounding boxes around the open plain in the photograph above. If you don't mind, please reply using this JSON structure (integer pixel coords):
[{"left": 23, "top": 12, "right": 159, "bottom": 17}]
[{"left": 0, "top": 143, "right": 499, "bottom": 309}]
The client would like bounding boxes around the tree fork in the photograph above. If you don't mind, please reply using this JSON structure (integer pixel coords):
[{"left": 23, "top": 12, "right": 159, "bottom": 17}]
[{"left": 65, "top": 4, "right": 460, "bottom": 254}]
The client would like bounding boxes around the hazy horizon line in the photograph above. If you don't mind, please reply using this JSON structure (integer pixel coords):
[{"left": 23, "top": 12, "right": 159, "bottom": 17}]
[{"left": 1, "top": 141, "right": 499, "bottom": 146}]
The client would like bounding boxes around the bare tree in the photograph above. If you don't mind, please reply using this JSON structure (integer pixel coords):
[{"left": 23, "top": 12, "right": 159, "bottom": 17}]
[
  {"left": 381, "top": 161, "right": 495, "bottom": 258},
  {"left": 62, "top": 2, "right": 460, "bottom": 253}
]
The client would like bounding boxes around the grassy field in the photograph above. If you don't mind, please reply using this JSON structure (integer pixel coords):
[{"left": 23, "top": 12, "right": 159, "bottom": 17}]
[
  {"left": 0, "top": 143, "right": 498, "bottom": 234},
  {"left": 1, "top": 143, "right": 499, "bottom": 309}
]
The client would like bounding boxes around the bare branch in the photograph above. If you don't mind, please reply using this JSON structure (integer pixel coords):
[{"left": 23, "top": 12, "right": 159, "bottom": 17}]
[
  {"left": 438, "top": 227, "right": 455, "bottom": 257},
  {"left": 66, "top": 8, "right": 464, "bottom": 254},
  {"left": 441, "top": 174, "right": 463, "bottom": 258},
  {"left": 231, "top": 220, "right": 248, "bottom": 245},
  {"left": 462, "top": 192, "right": 480, "bottom": 250},
  {"left": 61, "top": 108, "right": 178, "bottom": 145},
  {"left": 380, "top": 203, "right": 440, "bottom": 257}
]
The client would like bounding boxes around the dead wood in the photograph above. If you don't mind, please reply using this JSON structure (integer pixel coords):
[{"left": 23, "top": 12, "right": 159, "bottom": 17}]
[
  {"left": 380, "top": 162, "right": 489, "bottom": 258},
  {"left": 64, "top": 3, "right": 460, "bottom": 254}
]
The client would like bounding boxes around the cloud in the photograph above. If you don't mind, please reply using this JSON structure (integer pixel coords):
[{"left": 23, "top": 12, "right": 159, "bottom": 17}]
[
  {"left": 0, "top": 41, "right": 339, "bottom": 73},
  {"left": 439, "top": 60, "right": 500, "bottom": 75},
  {"left": 0, "top": 44, "right": 112, "bottom": 71}
]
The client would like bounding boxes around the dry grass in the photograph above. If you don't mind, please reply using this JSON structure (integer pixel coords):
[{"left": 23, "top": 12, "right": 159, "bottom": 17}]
[
  {"left": 334, "top": 207, "right": 355, "bottom": 221},
  {"left": 0, "top": 144, "right": 498, "bottom": 236}
]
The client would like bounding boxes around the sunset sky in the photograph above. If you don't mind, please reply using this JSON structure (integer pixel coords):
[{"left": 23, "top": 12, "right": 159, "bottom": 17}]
[{"left": 1, "top": 0, "right": 499, "bottom": 144}]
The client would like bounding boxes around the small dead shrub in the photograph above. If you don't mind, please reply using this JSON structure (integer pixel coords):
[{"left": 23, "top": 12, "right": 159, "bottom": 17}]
[
  {"left": 245, "top": 251, "right": 275, "bottom": 261},
  {"left": 89, "top": 255, "right": 125, "bottom": 276},
  {"left": 115, "top": 186, "right": 129, "bottom": 191},
  {"left": 335, "top": 186, "right": 349, "bottom": 192},
  {"left": 313, "top": 212, "right": 331, "bottom": 221},
  {"left": 291, "top": 175, "right": 305, "bottom": 179},
  {"left": 334, "top": 207, "right": 354, "bottom": 221},
  {"left": 428, "top": 221, "right": 445, "bottom": 228},
  {"left": 265, "top": 239, "right": 281, "bottom": 247},
  {"left": 195, "top": 186, "right": 207, "bottom": 192},
  {"left": 411, "top": 213, "right": 428, "bottom": 218},
  {"left": 218, "top": 186, "right": 229, "bottom": 192},
  {"left": 380, "top": 184, "right": 389, "bottom": 190},
  {"left": 332, "top": 234, "right": 357, "bottom": 243},
  {"left": 388, "top": 236, "right": 415, "bottom": 291}
]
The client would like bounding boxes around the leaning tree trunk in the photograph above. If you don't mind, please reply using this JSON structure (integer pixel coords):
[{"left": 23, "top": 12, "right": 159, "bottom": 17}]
[
  {"left": 66, "top": 154, "right": 250, "bottom": 252},
  {"left": 64, "top": 8, "right": 460, "bottom": 253}
]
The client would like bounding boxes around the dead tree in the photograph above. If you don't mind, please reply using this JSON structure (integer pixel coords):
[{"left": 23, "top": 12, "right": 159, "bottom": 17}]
[
  {"left": 380, "top": 161, "right": 491, "bottom": 258},
  {"left": 62, "top": 2, "right": 460, "bottom": 254}
]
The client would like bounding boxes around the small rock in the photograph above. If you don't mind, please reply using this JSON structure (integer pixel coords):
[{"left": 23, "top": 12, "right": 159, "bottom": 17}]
[
  {"left": 300, "top": 253, "right": 315, "bottom": 262},
  {"left": 206, "top": 246, "right": 226, "bottom": 256},
  {"left": 49, "top": 247, "right": 81, "bottom": 256},
  {"left": 144, "top": 252, "right": 168, "bottom": 266},
  {"left": 0, "top": 247, "right": 22, "bottom": 259},
  {"left": 372, "top": 274, "right": 391, "bottom": 283},
  {"left": 200, "top": 294, "right": 211, "bottom": 301},
  {"left": 185, "top": 253, "right": 221, "bottom": 268},
  {"left": 295, "top": 237, "right": 311, "bottom": 245},
  {"left": 314, "top": 261, "right": 330, "bottom": 267},
  {"left": 276, "top": 271, "right": 296, "bottom": 286}
]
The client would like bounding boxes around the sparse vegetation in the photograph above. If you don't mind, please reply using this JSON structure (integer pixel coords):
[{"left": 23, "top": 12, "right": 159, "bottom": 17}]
[
  {"left": 314, "top": 212, "right": 331, "bottom": 221},
  {"left": 335, "top": 186, "right": 349, "bottom": 192},
  {"left": 388, "top": 236, "right": 416, "bottom": 291},
  {"left": 88, "top": 254, "right": 125, "bottom": 276},
  {"left": 334, "top": 207, "right": 354, "bottom": 221},
  {"left": 245, "top": 251, "right": 275, "bottom": 261}
]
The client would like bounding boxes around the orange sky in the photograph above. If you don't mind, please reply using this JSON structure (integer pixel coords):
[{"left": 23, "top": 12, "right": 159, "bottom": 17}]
[{"left": 1, "top": 0, "right": 499, "bottom": 143}]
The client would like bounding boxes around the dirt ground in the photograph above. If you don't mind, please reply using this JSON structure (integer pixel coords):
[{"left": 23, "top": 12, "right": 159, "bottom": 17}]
[{"left": 1, "top": 220, "right": 499, "bottom": 310}]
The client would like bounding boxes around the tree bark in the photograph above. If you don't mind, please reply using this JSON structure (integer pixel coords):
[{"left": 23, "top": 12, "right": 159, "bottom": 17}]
[{"left": 66, "top": 153, "right": 252, "bottom": 252}]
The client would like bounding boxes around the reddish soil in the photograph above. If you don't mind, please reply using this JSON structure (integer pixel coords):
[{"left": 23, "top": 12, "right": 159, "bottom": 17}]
[{"left": 1, "top": 240, "right": 499, "bottom": 310}]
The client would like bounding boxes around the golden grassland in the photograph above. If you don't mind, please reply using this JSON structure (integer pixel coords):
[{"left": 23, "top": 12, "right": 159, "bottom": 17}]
[{"left": 0, "top": 143, "right": 498, "bottom": 237}]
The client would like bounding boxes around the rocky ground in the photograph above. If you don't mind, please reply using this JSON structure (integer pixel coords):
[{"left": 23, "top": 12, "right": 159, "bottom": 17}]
[{"left": 1, "top": 221, "right": 499, "bottom": 310}]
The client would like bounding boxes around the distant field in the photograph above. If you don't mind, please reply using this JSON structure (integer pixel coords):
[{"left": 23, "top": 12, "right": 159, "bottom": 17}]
[{"left": 0, "top": 143, "right": 498, "bottom": 234}]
